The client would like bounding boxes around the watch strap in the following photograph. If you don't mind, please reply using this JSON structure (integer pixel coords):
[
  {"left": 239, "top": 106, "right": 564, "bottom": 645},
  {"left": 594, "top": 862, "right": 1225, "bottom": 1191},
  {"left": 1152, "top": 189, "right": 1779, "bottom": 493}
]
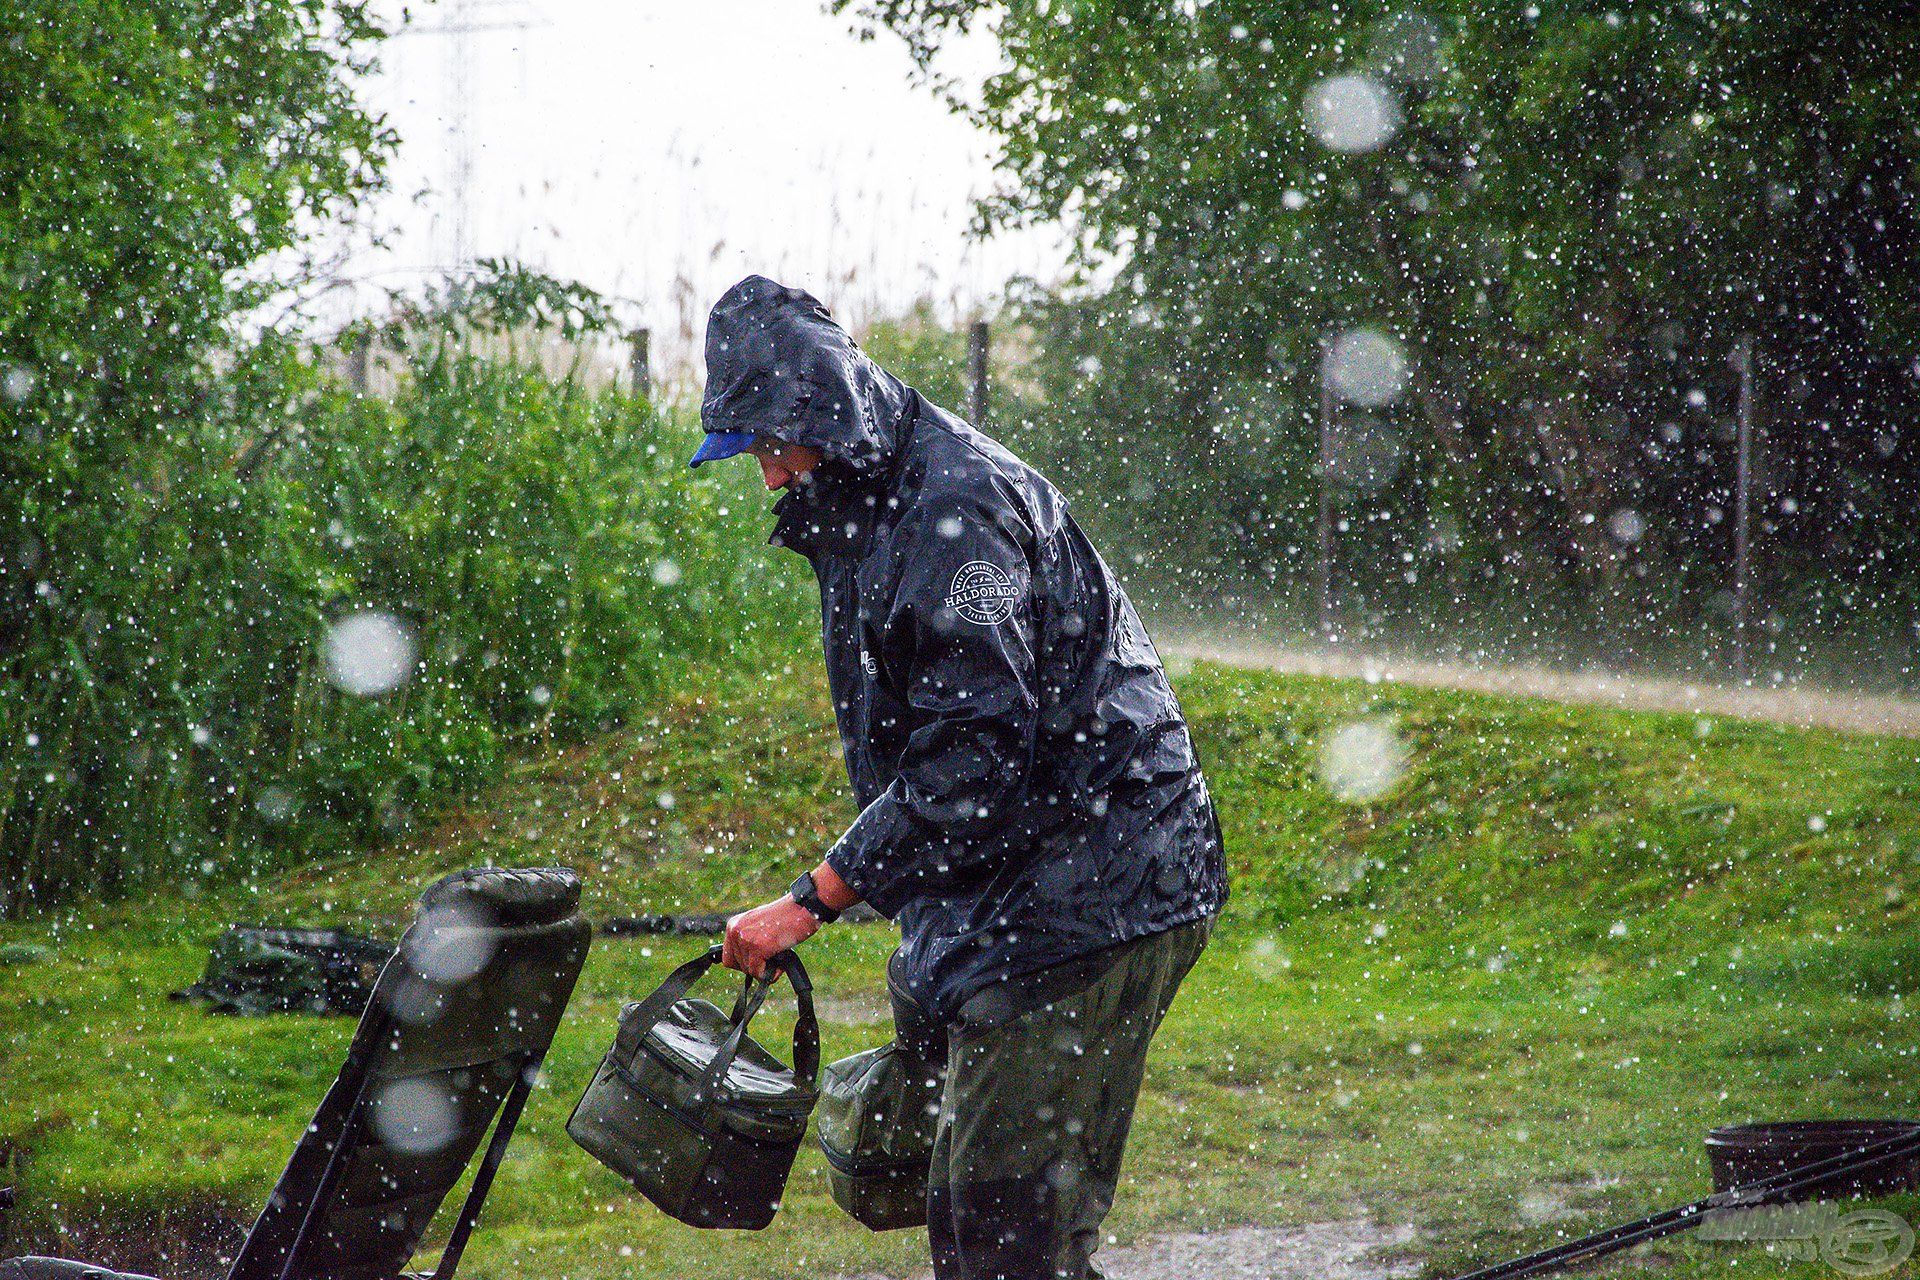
[{"left": 788, "top": 870, "right": 841, "bottom": 924}]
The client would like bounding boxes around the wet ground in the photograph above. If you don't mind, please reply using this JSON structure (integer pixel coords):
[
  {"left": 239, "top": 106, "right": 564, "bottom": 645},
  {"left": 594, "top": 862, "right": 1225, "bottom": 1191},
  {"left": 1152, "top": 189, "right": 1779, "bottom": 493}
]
[{"left": 841, "top": 1217, "right": 1420, "bottom": 1280}]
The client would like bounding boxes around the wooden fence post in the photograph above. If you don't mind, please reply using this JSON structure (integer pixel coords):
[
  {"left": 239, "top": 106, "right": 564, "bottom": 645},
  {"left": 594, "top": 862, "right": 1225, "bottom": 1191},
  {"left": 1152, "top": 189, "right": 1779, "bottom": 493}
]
[
  {"left": 968, "top": 320, "right": 990, "bottom": 427},
  {"left": 1733, "top": 334, "right": 1758, "bottom": 683},
  {"left": 347, "top": 332, "right": 370, "bottom": 395},
  {"left": 1317, "top": 336, "right": 1337, "bottom": 642},
  {"left": 628, "top": 328, "right": 652, "bottom": 401}
]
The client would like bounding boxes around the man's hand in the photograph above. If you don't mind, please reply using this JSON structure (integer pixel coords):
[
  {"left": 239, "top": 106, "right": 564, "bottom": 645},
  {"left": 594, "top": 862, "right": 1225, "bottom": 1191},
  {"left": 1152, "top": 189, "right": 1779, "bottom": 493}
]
[{"left": 721, "top": 896, "right": 819, "bottom": 980}]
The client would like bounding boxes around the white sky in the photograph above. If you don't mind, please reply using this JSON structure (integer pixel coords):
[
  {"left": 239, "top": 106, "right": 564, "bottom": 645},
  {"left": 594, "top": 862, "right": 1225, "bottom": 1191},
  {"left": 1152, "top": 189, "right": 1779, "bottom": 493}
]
[{"left": 328, "top": 0, "right": 1066, "bottom": 372}]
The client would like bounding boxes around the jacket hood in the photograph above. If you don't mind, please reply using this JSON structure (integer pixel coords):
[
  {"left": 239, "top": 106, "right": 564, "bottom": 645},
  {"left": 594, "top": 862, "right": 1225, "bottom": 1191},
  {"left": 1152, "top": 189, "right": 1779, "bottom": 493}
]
[{"left": 700, "top": 275, "right": 913, "bottom": 472}]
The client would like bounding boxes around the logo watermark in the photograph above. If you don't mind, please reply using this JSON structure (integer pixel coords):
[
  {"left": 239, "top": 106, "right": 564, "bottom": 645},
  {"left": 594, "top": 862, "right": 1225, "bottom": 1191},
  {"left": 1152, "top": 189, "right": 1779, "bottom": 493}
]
[{"left": 1700, "top": 1201, "right": 1915, "bottom": 1275}]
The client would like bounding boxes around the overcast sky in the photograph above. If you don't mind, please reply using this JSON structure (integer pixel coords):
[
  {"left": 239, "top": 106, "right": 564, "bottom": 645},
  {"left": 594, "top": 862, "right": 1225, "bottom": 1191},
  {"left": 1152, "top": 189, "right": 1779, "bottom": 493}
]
[{"left": 329, "top": 0, "right": 1065, "bottom": 370}]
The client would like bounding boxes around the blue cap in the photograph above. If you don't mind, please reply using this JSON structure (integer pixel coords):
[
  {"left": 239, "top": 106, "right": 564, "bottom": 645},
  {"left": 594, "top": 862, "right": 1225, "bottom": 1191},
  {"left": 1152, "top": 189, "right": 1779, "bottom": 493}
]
[{"left": 689, "top": 431, "right": 755, "bottom": 469}]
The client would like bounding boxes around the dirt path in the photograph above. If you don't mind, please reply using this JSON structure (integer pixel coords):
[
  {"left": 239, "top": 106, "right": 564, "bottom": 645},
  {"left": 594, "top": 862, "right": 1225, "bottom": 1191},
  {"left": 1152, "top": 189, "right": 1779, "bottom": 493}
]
[
  {"left": 1163, "top": 634, "right": 1920, "bottom": 739},
  {"left": 1087, "top": 1220, "right": 1421, "bottom": 1280},
  {"left": 840, "top": 1217, "right": 1420, "bottom": 1280}
]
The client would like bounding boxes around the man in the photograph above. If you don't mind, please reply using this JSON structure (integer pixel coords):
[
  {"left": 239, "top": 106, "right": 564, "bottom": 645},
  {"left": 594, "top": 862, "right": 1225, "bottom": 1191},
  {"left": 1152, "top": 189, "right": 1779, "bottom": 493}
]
[{"left": 693, "top": 276, "right": 1227, "bottom": 1280}]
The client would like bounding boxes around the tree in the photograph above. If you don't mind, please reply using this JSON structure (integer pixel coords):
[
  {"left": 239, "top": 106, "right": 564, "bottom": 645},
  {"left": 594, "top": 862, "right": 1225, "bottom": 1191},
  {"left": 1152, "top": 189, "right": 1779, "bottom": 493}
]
[
  {"left": 840, "top": 0, "right": 1920, "bottom": 667},
  {"left": 0, "top": 0, "right": 394, "bottom": 905}
]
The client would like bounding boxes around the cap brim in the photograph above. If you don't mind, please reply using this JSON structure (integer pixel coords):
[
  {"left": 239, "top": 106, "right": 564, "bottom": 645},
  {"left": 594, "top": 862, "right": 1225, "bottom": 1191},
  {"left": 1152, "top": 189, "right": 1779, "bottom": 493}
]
[{"left": 688, "top": 431, "right": 756, "bottom": 468}]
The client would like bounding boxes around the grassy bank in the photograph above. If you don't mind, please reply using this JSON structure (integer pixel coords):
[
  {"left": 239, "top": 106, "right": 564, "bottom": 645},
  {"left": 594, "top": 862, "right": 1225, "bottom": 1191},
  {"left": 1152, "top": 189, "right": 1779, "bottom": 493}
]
[{"left": 3, "top": 661, "right": 1916, "bottom": 1278}]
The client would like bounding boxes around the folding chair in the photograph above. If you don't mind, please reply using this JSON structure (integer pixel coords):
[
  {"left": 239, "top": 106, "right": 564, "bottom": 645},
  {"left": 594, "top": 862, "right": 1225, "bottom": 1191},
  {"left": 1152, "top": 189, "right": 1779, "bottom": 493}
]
[{"left": 2, "top": 866, "right": 591, "bottom": 1280}]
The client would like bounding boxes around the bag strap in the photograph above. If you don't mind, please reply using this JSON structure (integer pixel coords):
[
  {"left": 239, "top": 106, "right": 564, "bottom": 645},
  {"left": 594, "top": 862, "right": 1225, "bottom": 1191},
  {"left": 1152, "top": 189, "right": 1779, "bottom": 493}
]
[
  {"left": 693, "top": 949, "right": 820, "bottom": 1102},
  {"left": 623, "top": 944, "right": 724, "bottom": 1035},
  {"left": 772, "top": 950, "right": 820, "bottom": 1086}
]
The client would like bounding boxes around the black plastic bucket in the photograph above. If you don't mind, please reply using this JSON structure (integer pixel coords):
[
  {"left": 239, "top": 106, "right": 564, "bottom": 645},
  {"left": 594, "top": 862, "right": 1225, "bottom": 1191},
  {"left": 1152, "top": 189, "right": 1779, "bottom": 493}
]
[{"left": 1707, "top": 1120, "right": 1920, "bottom": 1199}]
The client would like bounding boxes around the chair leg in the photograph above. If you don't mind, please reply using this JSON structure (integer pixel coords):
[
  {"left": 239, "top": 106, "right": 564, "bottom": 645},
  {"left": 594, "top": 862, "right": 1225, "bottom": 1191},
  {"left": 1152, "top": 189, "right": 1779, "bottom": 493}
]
[{"left": 429, "top": 1052, "right": 538, "bottom": 1280}]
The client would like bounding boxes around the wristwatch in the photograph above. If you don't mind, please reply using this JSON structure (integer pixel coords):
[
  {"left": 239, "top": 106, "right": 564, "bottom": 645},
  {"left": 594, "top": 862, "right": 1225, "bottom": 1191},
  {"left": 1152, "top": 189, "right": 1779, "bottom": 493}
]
[{"left": 788, "top": 870, "right": 841, "bottom": 925}]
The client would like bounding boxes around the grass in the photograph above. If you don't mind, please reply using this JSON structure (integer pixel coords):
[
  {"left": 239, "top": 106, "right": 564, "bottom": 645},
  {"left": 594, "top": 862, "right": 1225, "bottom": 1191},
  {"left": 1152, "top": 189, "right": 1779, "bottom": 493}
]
[{"left": 3, "top": 660, "right": 1918, "bottom": 1279}]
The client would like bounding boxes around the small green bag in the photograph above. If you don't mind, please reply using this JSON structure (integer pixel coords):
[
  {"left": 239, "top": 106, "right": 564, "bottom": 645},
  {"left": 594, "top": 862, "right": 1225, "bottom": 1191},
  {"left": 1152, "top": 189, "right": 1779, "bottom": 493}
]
[
  {"left": 815, "top": 967, "right": 945, "bottom": 1231},
  {"left": 169, "top": 925, "right": 391, "bottom": 1016},
  {"left": 567, "top": 946, "right": 819, "bottom": 1230}
]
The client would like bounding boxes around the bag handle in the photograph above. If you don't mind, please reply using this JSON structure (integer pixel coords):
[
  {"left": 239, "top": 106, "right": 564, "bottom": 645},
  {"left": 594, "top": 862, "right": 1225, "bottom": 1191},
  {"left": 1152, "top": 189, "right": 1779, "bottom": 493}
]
[
  {"left": 694, "top": 948, "right": 820, "bottom": 1103},
  {"left": 621, "top": 944, "right": 727, "bottom": 1035},
  {"left": 627, "top": 945, "right": 820, "bottom": 1100}
]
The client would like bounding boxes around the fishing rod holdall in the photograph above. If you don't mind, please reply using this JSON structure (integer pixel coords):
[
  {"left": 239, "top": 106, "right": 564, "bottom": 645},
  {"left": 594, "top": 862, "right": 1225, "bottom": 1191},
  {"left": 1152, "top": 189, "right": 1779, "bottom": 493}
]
[{"left": 567, "top": 944, "right": 820, "bottom": 1229}]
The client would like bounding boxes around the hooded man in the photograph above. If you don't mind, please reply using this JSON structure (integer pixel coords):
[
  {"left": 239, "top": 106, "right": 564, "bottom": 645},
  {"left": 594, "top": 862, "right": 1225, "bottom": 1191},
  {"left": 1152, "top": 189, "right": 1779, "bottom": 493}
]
[{"left": 694, "top": 276, "right": 1227, "bottom": 1280}]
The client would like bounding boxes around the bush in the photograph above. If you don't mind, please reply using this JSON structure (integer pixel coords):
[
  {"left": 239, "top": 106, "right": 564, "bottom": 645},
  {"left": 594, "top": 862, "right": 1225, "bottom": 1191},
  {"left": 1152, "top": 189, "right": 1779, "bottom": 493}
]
[{"left": 0, "top": 332, "right": 812, "bottom": 914}]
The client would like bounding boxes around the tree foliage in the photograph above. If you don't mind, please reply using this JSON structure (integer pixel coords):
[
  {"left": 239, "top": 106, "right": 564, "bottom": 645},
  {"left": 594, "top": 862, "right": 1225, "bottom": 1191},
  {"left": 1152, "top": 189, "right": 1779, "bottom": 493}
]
[
  {"left": 1, "top": 0, "right": 395, "bottom": 646},
  {"left": 842, "top": 0, "right": 1920, "bottom": 672}
]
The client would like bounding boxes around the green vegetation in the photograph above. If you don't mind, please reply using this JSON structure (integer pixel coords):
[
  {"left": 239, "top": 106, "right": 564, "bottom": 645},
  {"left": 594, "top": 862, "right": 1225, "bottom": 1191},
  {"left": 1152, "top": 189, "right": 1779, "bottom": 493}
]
[
  {"left": 844, "top": 1, "right": 1920, "bottom": 684},
  {"left": 0, "top": 302, "right": 810, "bottom": 912},
  {"left": 4, "top": 661, "right": 1915, "bottom": 1278},
  {"left": 2, "top": 0, "right": 392, "bottom": 906},
  {"left": 2, "top": 0, "right": 802, "bottom": 915}
]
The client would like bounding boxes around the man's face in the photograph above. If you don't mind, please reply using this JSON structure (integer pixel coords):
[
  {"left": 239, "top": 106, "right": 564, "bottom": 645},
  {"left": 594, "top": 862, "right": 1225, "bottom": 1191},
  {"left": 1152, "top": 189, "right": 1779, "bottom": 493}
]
[{"left": 748, "top": 437, "right": 824, "bottom": 491}]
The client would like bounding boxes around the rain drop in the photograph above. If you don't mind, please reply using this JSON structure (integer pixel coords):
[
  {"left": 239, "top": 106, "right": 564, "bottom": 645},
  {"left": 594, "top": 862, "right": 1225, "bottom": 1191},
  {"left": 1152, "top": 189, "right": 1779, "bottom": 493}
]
[
  {"left": 1317, "top": 719, "right": 1409, "bottom": 802},
  {"left": 1607, "top": 509, "right": 1646, "bottom": 545},
  {"left": 254, "top": 784, "right": 298, "bottom": 824},
  {"left": 322, "top": 612, "right": 417, "bottom": 696},
  {"left": 1324, "top": 328, "right": 1410, "bottom": 407},
  {"left": 371, "top": 1078, "right": 460, "bottom": 1155},
  {"left": 1303, "top": 73, "right": 1401, "bottom": 154},
  {"left": 1, "top": 364, "right": 37, "bottom": 403},
  {"left": 404, "top": 904, "right": 497, "bottom": 984}
]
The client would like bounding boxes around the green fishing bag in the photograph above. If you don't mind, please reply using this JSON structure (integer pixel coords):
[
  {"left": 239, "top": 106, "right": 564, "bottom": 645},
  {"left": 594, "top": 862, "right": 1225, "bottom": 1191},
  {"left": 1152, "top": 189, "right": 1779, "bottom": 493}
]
[
  {"left": 567, "top": 946, "right": 819, "bottom": 1230},
  {"left": 169, "top": 925, "right": 392, "bottom": 1016},
  {"left": 815, "top": 964, "right": 945, "bottom": 1230}
]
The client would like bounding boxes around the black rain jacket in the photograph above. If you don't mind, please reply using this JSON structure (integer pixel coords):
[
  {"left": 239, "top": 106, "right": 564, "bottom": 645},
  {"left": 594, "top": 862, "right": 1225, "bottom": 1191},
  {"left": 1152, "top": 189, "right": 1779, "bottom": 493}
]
[{"left": 701, "top": 276, "right": 1228, "bottom": 1024}]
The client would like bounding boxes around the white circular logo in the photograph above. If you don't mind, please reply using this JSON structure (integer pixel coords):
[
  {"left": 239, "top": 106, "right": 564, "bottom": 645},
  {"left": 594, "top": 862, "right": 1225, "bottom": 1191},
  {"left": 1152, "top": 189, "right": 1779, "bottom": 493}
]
[
  {"left": 1823, "top": 1210, "right": 1915, "bottom": 1277},
  {"left": 945, "top": 560, "right": 1019, "bottom": 626}
]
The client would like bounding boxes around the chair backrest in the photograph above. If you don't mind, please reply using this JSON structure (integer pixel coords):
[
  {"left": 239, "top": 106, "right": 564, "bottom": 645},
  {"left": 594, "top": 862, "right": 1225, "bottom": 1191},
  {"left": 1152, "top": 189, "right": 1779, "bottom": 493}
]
[{"left": 227, "top": 868, "right": 591, "bottom": 1280}]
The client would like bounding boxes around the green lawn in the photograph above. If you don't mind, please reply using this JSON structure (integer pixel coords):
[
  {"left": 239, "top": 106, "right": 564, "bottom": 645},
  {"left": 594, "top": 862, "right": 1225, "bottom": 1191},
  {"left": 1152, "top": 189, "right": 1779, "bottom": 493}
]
[{"left": 3, "top": 662, "right": 1917, "bottom": 1279}]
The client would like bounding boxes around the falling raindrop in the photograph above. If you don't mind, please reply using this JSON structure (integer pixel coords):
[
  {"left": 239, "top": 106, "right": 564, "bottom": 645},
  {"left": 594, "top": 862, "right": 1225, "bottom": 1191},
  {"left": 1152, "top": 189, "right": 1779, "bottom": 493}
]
[
  {"left": 1327, "top": 413, "right": 1406, "bottom": 494},
  {"left": 1317, "top": 719, "right": 1409, "bottom": 802},
  {"left": 1369, "top": 10, "right": 1447, "bottom": 82},
  {"left": 1607, "top": 508, "right": 1646, "bottom": 545},
  {"left": 371, "top": 1078, "right": 460, "bottom": 1154},
  {"left": 404, "top": 904, "right": 497, "bottom": 985},
  {"left": 1, "top": 365, "right": 37, "bottom": 403},
  {"left": 322, "top": 612, "right": 416, "bottom": 696},
  {"left": 254, "top": 784, "right": 298, "bottom": 824},
  {"left": 1323, "top": 328, "right": 1411, "bottom": 407},
  {"left": 1303, "top": 73, "right": 1401, "bottom": 154}
]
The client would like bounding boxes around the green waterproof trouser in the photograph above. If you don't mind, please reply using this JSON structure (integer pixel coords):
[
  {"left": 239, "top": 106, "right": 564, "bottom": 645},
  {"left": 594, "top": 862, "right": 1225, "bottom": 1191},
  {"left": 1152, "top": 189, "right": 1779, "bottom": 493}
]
[{"left": 926, "top": 917, "right": 1213, "bottom": 1280}]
